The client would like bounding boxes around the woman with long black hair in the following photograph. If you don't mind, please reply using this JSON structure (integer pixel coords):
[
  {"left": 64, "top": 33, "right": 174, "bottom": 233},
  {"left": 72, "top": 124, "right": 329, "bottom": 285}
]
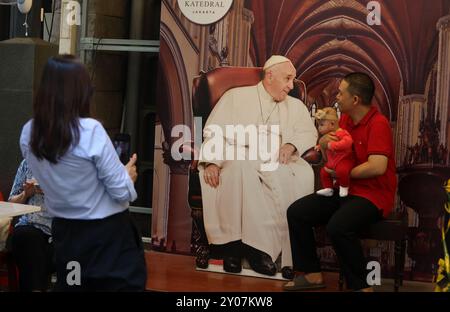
[{"left": 19, "top": 55, "right": 146, "bottom": 291}]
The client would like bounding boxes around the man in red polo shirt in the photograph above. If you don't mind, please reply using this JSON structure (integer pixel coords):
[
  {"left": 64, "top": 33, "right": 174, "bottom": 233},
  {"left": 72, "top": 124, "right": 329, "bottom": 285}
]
[{"left": 283, "top": 72, "right": 396, "bottom": 292}]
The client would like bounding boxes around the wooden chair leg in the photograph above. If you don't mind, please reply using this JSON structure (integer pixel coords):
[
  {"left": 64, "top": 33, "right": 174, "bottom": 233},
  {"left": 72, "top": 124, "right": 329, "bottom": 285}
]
[
  {"left": 394, "top": 240, "right": 402, "bottom": 292},
  {"left": 338, "top": 269, "right": 344, "bottom": 291},
  {"left": 191, "top": 208, "right": 210, "bottom": 269},
  {"left": 399, "top": 238, "right": 406, "bottom": 287}
]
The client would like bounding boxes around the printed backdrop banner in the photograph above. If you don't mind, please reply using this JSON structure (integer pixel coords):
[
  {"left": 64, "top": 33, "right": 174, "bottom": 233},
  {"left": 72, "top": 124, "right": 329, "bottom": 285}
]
[{"left": 153, "top": 0, "right": 450, "bottom": 282}]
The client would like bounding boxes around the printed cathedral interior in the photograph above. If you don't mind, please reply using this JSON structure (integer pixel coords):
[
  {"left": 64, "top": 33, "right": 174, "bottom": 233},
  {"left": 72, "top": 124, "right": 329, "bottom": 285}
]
[{"left": 155, "top": 0, "right": 450, "bottom": 281}]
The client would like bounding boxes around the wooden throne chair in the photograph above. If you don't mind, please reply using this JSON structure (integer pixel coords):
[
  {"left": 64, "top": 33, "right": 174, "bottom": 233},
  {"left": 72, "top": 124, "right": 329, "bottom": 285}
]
[{"left": 188, "top": 66, "right": 320, "bottom": 269}]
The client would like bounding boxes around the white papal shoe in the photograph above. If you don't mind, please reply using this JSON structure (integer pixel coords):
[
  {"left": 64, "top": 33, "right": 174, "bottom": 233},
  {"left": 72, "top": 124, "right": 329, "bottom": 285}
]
[{"left": 316, "top": 188, "right": 333, "bottom": 196}]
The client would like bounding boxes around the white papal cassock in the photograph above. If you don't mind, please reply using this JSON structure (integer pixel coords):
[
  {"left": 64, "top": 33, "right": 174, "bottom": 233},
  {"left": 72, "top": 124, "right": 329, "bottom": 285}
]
[{"left": 198, "top": 82, "right": 317, "bottom": 267}]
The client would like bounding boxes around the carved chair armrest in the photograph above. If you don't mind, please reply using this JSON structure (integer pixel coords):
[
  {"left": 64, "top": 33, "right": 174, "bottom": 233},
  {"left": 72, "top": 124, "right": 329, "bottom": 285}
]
[{"left": 301, "top": 146, "right": 322, "bottom": 165}]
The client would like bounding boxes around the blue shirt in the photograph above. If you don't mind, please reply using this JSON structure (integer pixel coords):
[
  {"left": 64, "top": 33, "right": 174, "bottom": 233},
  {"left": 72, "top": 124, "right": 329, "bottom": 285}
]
[
  {"left": 9, "top": 159, "right": 52, "bottom": 235},
  {"left": 20, "top": 118, "right": 137, "bottom": 220}
]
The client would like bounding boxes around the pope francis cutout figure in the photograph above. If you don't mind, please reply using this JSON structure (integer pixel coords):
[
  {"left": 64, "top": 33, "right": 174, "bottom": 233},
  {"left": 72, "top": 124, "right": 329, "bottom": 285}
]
[{"left": 198, "top": 55, "right": 317, "bottom": 278}]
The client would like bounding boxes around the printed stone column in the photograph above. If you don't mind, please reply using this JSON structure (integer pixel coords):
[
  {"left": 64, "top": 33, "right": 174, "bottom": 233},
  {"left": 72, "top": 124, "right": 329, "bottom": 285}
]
[
  {"left": 396, "top": 94, "right": 426, "bottom": 165},
  {"left": 227, "top": 0, "right": 254, "bottom": 66},
  {"left": 436, "top": 15, "right": 450, "bottom": 145}
]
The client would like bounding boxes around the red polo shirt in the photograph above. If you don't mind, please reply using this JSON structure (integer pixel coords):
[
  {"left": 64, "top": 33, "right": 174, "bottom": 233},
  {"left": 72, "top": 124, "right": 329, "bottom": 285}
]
[{"left": 339, "top": 107, "right": 397, "bottom": 218}]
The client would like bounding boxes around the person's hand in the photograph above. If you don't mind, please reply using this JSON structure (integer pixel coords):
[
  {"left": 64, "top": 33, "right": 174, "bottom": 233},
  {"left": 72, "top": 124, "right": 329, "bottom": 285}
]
[
  {"left": 324, "top": 166, "right": 337, "bottom": 178},
  {"left": 318, "top": 132, "right": 338, "bottom": 150},
  {"left": 279, "top": 144, "right": 296, "bottom": 165},
  {"left": 22, "top": 180, "right": 36, "bottom": 198},
  {"left": 203, "top": 164, "right": 220, "bottom": 188},
  {"left": 125, "top": 153, "right": 138, "bottom": 183},
  {"left": 314, "top": 145, "right": 321, "bottom": 152}
]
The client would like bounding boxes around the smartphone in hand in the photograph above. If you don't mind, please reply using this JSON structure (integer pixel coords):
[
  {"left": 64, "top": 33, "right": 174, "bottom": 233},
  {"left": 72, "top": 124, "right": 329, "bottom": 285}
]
[{"left": 113, "top": 133, "right": 131, "bottom": 165}]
